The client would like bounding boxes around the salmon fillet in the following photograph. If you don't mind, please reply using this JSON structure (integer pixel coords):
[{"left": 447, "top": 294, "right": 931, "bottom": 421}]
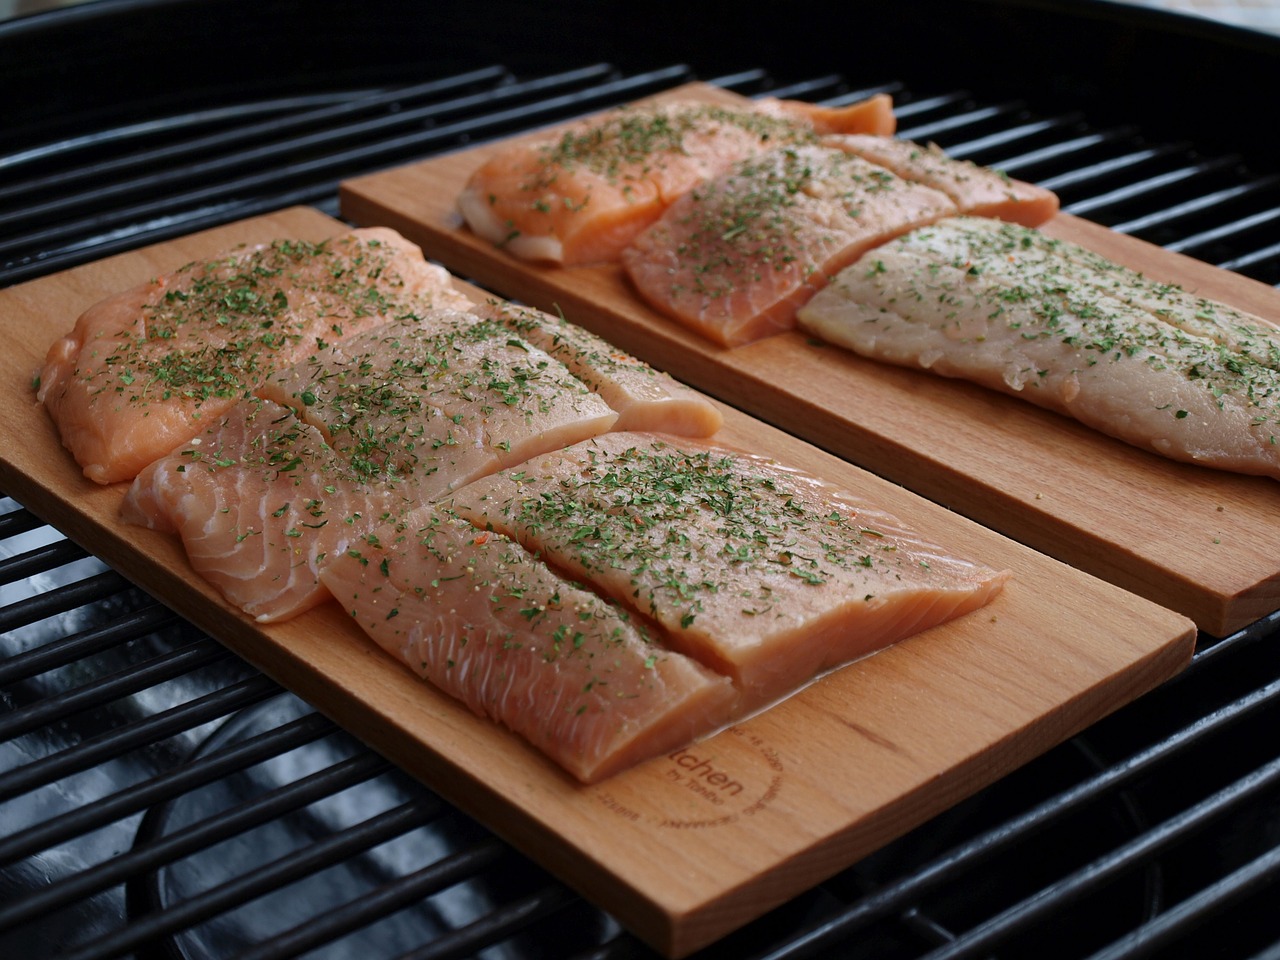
[
  {"left": 472, "top": 299, "right": 724, "bottom": 436},
  {"left": 259, "top": 308, "right": 619, "bottom": 496},
  {"left": 622, "top": 145, "right": 957, "bottom": 347},
  {"left": 319, "top": 507, "right": 738, "bottom": 783},
  {"left": 449, "top": 433, "right": 1009, "bottom": 709},
  {"left": 797, "top": 216, "right": 1280, "bottom": 479},
  {"left": 120, "top": 398, "right": 401, "bottom": 622},
  {"left": 38, "top": 228, "right": 469, "bottom": 485},
  {"left": 458, "top": 94, "right": 895, "bottom": 267},
  {"left": 825, "top": 134, "right": 1059, "bottom": 226}
]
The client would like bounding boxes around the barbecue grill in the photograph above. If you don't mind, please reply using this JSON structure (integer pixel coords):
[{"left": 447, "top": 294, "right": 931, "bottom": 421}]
[{"left": 4, "top": 0, "right": 1280, "bottom": 957}]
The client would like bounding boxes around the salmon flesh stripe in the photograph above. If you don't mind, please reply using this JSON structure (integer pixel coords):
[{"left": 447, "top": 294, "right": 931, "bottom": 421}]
[
  {"left": 37, "top": 228, "right": 470, "bottom": 485},
  {"left": 120, "top": 398, "right": 402, "bottom": 623},
  {"left": 622, "top": 144, "right": 957, "bottom": 348},
  {"left": 824, "top": 134, "right": 1059, "bottom": 226},
  {"left": 259, "top": 308, "right": 619, "bottom": 497},
  {"left": 319, "top": 507, "right": 738, "bottom": 783},
  {"left": 797, "top": 216, "right": 1280, "bottom": 479},
  {"left": 472, "top": 299, "right": 724, "bottom": 435},
  {"left": 457, "top": 94, "right": 895, "bottom": 266},
  {"left": 448, "top": 432, "right": 1009, "bottom": 709}
]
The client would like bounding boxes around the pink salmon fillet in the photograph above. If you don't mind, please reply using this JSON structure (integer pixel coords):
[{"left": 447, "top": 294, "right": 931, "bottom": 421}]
[
  {"left": 449, "top": 433, "right": 1009, "bottom": 709},
  {"left": 120, "top": 398, "right": 400, "bottom": 623},
  {"left": 38, "top": 228, "right": 469, "bottom": 485},
  {"left": 472, "top": 299, "right": 724, "bottom": 435},
  {"left": 458, "top": 94, "right": 896, "bottom": 266},
  {"left": 319, "top": 507, "right": 738, "bottom": 783},
  {"left": 797, "top": 216, "right": 1280, "bottom": 479},
  {"left": 825, "top": 135, "right": 1059, "bottom": 226},
  {"left": 623, "top": 144, "right": 958, "bottom": 348},
  {"left": 259, "top": 308, "right": 618, "bottom": 497}
]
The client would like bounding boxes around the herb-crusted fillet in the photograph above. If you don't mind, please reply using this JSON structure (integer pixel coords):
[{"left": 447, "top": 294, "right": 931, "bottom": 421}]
[
  {"left": 38, "top": 228, "right": 470, "bottom": 484},
  {"left": 320, "top": 506, "right": 738, "bottom": 783},
  {"left": 449, "top": 432, "right": 1009, "bottom": 708},
  {"left": 622, "top": 145, "right": 957, "bottom": 348},
  {"left": 458, "top": 95, "right": 896, "bottom": 266},
  {"left": 797, "top": 216, "right": 1280, "bottom": 479},
  {"left": 473, "top": 299, "right": 724, "bottom": 436},
  {"left": 120, "top": 398, "right": 402, "bottom": 623}
]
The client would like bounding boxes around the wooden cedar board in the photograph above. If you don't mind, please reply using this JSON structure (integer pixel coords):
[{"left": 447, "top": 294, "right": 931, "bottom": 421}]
[
  {"left": 0, "top": 207, "right": 1195, "bottom": 958},
  {"left": 339, "top": 80, "right": 1280, "bottom": 637}
]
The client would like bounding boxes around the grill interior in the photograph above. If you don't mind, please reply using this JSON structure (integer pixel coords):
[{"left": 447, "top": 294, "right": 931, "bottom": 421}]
[{"left": 5, "top": 1, "right": 1280, "bottom": 957}]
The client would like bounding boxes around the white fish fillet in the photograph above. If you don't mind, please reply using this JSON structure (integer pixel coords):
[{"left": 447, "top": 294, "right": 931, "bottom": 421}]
[{"left": 797, "top": 216, "right": 1280, "bottom": 479}]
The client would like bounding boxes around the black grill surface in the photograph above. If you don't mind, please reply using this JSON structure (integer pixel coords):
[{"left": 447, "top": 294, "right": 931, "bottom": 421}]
[{"left": 5, "top": 2, "right": 1280, "bottom": 957}]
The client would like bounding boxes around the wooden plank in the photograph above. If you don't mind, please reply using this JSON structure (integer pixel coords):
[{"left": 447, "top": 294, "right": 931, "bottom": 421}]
[
  {"left": 0, "top": 207, "right": 1194, "bottom": 957},
  {"left": 339, "top": 81, "right": 1280, "bottom": 636}
]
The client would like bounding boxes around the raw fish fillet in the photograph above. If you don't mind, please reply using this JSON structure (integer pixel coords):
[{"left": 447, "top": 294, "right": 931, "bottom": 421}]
[
  {"left": 450, "top": 433, "right": 1009, "bottom": 708},
  {"left": 826, "top": 134, "right": 1059, "bottom": 226},
  {"left": 473, "top": 299, "right": 724, "bottom": 435},
  {"left": 38, "top": 228, "right": 469, "bottom": 484},
  {"left": 458, "top": 94, "right": 895, "bottom": 266},
  {"left": 319, "top": 507, "right": 738, "bottom": 783},
  {"left": 259, "top": 308, "right": 618, "bottom": 497},
  {"left": 623, "top": 145, "right": 957, "bottom": 347},
  {"left": 797, "top": 216, "right": 1280, "bottom": 479},
  {"left": 121, "top": 398, "right": 401, "bottom": 622}
]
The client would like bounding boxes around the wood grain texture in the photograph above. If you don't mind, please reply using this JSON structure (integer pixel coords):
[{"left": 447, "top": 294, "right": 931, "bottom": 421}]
[
  {"left": 0, "top": 206, "right": 1195, "bottom": 957},
  {"left": 339, "top": 81, "right": 1280, "bottom": 636}
]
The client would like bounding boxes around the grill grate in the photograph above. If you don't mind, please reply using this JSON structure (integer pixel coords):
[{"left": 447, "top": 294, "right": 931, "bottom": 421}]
[{"left": 4, "top": 55, "right": 1280, "bottom": 960}]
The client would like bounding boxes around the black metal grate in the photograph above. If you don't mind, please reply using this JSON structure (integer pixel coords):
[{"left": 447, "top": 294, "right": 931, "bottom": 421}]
[{"left": 5, "top": 53, "right": 1280, "bottom": 960}]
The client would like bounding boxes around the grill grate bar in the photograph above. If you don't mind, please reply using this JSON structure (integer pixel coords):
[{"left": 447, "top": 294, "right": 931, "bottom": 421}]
[
  {"left": 0, "top": 710, "right": 336, "bottom": 868},
  {"left": 0, "top": 603, "right": 179, "bottom": 686},
  {"left": 936, "top": 114, "right": 1086, "bottom": 162},
  {"left": 0, "top": 66, "right": 512, "bottom": 199},
  {"left": 57, "top": 796, "right": 447, "bottom": 960},
  {"left": 0, "top": 636, "right": 232, "bottom": 741},
  {"left": 398, "top": 882, "right": 581, "bottom": 960},
  {"left": 746, "top": 670, "right": 1280, "bottom": 959},
  {"left": 0, "top": 538, "right": 90, "bottom": 586},
  {"left": 914, "top": 755, "right": 1280, "bottom": 960},
  {"left": 1063, "top": 155, "right": 1243, "bottom": 218},
  {"left": 1220, "top": 237, "right": 1280, "bottom": 275},
  {"left": 234, "top": 836, "right": 508, "bottom": 960},
  {"left": 0, "top": 569, "right": 131, "bottom": 633},
  {"left": 0, "top": 748, "right": 392, "bottom": 934},
  {"left": 896, "top": 102, "right": 1027, "bottom": 143},
  {"left": 1163, "top": 205, "right": 1280, "bottom": 256},
  {"left": 1108, "top": 177, "right": 1280, "bottom": 235},
  {"left": 0, "top": 673, "right": 282, "bottom": 803},
  {"left": 1036, "top": 145, "right": 1186, "bottom": 193},
  {"left": 1083, "top": 842, "right": 1280, "bottom": 960}
]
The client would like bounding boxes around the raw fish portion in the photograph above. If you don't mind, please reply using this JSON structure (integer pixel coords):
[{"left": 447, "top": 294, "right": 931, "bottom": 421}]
[
  {"left": 458, "top": 95, "right": 895, "bottom": 266},
  {"left": 797, "top": 216, "right": 1280, "bottom": 479},
  {"left": 121, "top": 398, "right": 400, "bottom": 622},
  {"left": 320, "top": 507, "right": 738, "bottom": 783},
  {"left": 38, "top": 228, "right": 469, "bottom": 484},
  {"left": 450, "top": 433, "right": 1009, "bottom": 708},
  {"left": 260, "top": 309, "right": 619, "bottom": 495},
  {"left": 825, "top": 134, "right": 1059, "bottom": 226},
  {"left": 473, "top": 299, "right": 724, "bottom": 435},
  {"left": 623, "top": 145, "right": 957, "bottom": 348}
]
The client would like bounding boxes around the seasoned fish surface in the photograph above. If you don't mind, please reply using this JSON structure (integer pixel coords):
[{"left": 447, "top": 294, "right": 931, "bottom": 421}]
[
  {"left": 458, "top": 95, "right": 895, "bottom": 266},
  {"left": 450, "top": 432, "right": 1009, "bottom": 708},
  {"left": 798, "top": 216, "right": 1280, "bottom": 479},
  {"left": 39, "top": 228, "right": 469, "bottom": 484}
]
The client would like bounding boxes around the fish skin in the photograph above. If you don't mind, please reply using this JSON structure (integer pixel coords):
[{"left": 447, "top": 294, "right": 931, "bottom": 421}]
[
  {"left": 458, "top": 95, "right": 895, "bottom": 267},
  {"left": 319, "top": 506, "right": 739, "bottom": 783},
  {"left": 824, "top": 134, "right": 1059, "bottom": 226},
  {"left": 120, "top": 398, "right": 402, "bottom": 623},
  {"left": 472, "top": 299, "right": 724, "bottom": 436},
  {"left": 622, "top": 145, "right": 957, "bottom": 348},
  {"left": 449, "top": 432, "right": 1009, "bottom": 709},
  {"left": 38, "top": 228, "right": 468, "bottom": 485},
  {"left": 797, "top": 216, "right": 1280, "bottom": 479}
]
